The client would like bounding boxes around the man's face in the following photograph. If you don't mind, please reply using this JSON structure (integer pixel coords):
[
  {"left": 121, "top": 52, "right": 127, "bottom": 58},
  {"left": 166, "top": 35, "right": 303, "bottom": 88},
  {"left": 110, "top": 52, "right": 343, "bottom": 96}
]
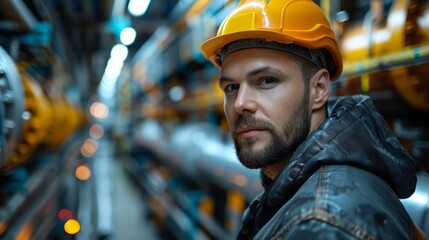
[{"left": 220, "top": 48, "right": 311, "bottom": 169}]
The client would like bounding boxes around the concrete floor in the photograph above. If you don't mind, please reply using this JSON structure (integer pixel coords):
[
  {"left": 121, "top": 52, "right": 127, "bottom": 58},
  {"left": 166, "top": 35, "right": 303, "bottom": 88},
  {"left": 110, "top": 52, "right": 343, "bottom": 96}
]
[
  {"left": 77, "top": 138, "right": 160, "bottom": 240},
  {"left": 111, "top": 159, "right": 160, "bottom": 240}
]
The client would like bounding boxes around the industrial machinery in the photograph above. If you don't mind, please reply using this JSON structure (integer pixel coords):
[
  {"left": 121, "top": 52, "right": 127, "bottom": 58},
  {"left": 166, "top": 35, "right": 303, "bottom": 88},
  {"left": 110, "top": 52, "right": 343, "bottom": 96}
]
[
  {"left": 0, "top": 1, "right": 88, "bottom": 238},
  {"left": 332, "top": 0, "right": 429, "bottom": 169},
  {"left": 0, "top": 45, "right": 87, "bottom": 238},
  {"left": 0, "top": 46, "right": 25, "bottom": 168},
  {"left": 332, "top": 0, "right": 429, "bottom": 233}
]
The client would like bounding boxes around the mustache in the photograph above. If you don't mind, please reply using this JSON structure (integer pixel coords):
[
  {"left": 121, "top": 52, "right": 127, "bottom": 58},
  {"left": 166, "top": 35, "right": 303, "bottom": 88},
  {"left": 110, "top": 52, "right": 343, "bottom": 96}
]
[{"left": 230, "top": 115, "right": 274, "bottom": 136}]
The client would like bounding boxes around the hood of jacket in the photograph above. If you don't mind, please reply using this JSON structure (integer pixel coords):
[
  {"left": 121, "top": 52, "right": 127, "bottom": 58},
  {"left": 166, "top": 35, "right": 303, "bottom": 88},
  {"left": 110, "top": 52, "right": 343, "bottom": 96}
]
[{"left": 262, "top": 95, "right": 417, "bottom": 207}]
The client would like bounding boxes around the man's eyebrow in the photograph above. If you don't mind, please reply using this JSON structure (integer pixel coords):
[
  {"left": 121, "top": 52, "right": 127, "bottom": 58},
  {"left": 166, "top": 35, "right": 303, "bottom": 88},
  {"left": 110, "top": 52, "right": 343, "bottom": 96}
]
[
  {"left": 219, "top": 66, "right": 283, "bottom": 85},
  {"left": 219, "top": 75, "right": 234, "bottom": 85},
  {"left": 247, "top": 66, "right": 283, "bottom": 77}
]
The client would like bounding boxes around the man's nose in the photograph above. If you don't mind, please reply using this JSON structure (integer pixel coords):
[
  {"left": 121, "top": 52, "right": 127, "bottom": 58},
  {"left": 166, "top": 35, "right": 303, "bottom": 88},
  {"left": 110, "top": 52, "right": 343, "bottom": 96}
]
[{"left": 234, "top": 86, "right": 257, "bottom": 114}]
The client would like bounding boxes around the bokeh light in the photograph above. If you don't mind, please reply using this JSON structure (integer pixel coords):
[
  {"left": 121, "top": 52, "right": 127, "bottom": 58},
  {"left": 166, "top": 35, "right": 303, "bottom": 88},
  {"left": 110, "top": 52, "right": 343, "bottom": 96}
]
[
  {"left": 75, "top": 165, "right": 91, "bottom": 181},
  {"left": 80, "top": 138, "right": 99, "bottom": 157},
  {"left": 232, "top": 174, "right": 247, "bottom": 187},
  {"left": 64, "top": 219, "right": 80, "bottom": 235},
  {"left": 58, "top": 209, "right": 73, "bottom": 221},
  {"left": 89, "top": 124, "right": 105, "bottom": 139},
  {"left": 90, "top": 102, "right": 109, "bottom": 119}
]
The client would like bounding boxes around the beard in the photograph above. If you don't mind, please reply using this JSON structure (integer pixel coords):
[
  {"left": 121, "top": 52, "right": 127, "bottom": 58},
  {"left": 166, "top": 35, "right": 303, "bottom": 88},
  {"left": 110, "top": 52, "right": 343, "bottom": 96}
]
[{"left": 231, "top": 92, "right": 310, "bottom": 169}]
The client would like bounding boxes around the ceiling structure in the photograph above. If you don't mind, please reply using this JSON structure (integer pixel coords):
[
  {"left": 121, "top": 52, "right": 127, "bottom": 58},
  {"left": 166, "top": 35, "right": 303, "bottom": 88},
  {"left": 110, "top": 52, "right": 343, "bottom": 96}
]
[
  {"left": 52, "top": 0, "right": 180, "bottom": 95},
  {"left": 0, "top": 0, "right": 180, "bottom": 99},
  {"left": 53, "top": 0, "right": 179, "bottom": 57}
]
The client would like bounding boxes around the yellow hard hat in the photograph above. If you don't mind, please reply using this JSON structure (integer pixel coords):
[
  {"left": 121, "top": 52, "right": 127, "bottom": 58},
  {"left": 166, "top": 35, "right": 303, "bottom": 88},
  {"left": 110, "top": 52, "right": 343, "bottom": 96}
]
[{"left": 200, "top": 0, "right": 343, "bottom": 80}]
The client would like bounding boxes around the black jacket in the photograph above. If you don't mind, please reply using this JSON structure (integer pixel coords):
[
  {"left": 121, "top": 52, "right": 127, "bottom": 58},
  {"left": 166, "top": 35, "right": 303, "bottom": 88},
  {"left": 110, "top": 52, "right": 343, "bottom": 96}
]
[{"left": 237, "top": 95, "right": 417, "bottom": 240}]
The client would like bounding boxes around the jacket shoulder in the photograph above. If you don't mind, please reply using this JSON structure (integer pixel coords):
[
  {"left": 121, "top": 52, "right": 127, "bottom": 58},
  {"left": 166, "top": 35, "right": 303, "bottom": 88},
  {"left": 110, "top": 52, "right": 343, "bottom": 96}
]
[{"left": 255, "top": 165, "right": 415, "bottom": 240}]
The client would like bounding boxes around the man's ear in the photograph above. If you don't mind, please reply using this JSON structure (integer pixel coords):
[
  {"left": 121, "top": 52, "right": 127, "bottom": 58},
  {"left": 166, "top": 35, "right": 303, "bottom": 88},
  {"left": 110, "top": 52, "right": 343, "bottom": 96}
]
[{"left": 310, "top": 69, "right": 331, "bottom": 111}]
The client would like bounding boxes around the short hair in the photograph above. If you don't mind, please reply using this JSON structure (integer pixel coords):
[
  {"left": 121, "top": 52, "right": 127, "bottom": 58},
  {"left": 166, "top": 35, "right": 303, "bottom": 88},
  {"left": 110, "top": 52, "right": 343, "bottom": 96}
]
[{"left": 294, "top": 54, "right": 322, "bottom": 88}]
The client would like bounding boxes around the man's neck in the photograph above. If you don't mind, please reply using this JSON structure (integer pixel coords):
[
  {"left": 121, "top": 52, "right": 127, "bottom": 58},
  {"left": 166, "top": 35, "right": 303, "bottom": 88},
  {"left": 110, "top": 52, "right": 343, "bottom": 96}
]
[{"left": 262, "top": 157, "right": 291, "bottom": 180}]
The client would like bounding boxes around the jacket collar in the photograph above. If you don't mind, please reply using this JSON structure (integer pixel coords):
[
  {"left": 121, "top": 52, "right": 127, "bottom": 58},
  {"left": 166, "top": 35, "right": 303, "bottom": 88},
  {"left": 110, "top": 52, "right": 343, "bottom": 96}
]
[{"left": 262, "top": 95, "right": 417, "bottom": 207}]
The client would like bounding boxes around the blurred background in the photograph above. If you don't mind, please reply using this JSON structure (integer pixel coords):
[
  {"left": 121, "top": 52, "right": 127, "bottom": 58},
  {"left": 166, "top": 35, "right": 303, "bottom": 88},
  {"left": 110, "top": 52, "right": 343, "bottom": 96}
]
[{"left": 0, "top": 0, "right": 428, "bottom": 239}]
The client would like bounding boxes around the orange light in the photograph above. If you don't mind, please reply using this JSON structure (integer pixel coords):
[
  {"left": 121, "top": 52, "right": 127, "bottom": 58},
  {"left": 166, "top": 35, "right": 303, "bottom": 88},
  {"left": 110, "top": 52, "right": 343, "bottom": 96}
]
[
  {"left": 89, "top": 102, "right": 109, "bottom": 119},
  {"left": 226, "top": 190, "right": 246, "bottom": 213},
  {"left": 232, "top": 174, "right": 247, "bottom": 187},
  {"left": 89, "top": 124, "right": 104, "bottom": 139},
  {"left": 64, "top": 219, "right": 80, "bottom": 235},
  {"left": 0, "top": 221, "right": 7, "bottom": 235},
  {"left": 80, "top": 146, "right": 95, "bottom": 157},
  {"left": 15, "top": 222, "right": 32, "bottom": 240},
  {"left": 199, "top": 196, "right": 214, "bottom": 216},
  {"left": 80, "top": 138, "right": 99, "bottom": 157},
  {"left": 75, "top": 165, "right": 91, "bottom": 181}
]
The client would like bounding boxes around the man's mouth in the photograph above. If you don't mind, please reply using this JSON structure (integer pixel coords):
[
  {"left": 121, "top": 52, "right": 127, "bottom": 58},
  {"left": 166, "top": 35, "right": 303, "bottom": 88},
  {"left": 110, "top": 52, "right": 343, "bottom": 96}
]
[{"left": 235, "top": 125, "right": 266, "bottom": 138}]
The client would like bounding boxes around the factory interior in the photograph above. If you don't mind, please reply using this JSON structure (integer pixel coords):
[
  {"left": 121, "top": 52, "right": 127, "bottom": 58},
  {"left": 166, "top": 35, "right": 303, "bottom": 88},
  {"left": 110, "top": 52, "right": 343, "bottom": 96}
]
[{"left": 0, "top": 0, "right": 429, "bottom": 239}]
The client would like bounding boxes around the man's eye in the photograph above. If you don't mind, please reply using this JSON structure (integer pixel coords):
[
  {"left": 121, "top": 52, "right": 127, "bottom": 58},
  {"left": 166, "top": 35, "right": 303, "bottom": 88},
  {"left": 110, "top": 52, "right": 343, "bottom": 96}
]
[
  {"left": 260, "top": 77, "right": 277, "bottom": 85},
  {"left": 224, "top": 84, "right": 239, "bottom": 93}
]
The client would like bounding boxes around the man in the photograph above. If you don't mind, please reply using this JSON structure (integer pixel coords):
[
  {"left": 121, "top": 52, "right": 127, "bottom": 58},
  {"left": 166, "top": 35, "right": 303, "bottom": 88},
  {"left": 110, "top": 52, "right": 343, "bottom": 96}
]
[{"left": 200, "top": 0, "right": 422, "bottom": 239}]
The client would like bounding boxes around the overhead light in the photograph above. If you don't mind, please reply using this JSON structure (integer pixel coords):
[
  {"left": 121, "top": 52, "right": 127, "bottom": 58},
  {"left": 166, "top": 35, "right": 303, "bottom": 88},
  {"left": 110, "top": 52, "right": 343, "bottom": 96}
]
[
  {"left": 128, "top": 0, "right": 151, "bottom": 16},
  {"left": 120, "top": 27, "right": 136, "bottom": 45},
  {"left": 104, "top": 58, "right": 124, "bottom": 79},
  {"left": 110, "top": 44, "right": 128, "bottom": 61}
]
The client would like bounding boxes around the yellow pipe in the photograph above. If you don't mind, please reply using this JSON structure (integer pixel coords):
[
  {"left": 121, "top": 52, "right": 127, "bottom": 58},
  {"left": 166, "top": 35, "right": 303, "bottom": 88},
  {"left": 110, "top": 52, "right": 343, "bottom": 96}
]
[{"left": 341, "top": 45, "right": 429, "bottom": 78}]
